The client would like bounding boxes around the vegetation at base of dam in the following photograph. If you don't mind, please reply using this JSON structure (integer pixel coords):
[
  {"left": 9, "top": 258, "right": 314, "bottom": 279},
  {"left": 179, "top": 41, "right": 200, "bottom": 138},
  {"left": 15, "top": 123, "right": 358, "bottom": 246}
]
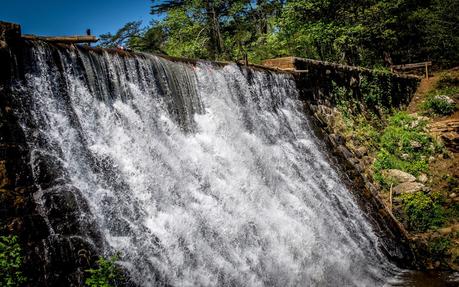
[
  {"left": 0, "top": 235, "right": 123, "bottom": 287},
  {"left": 85, "top": 254, "right": 123, "bottom": 287},
  {"left": 332, "top": 70, "right": 459, "bottom": 269},
  {"left": 0, "top": 235, "right": 26, "bottom": 287}
]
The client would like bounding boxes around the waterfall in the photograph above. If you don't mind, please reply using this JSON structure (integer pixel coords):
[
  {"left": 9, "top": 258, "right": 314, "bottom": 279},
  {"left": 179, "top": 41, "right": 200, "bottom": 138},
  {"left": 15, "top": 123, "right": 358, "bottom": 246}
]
[{"left": 9, "top": 41, "right": 400, "bottom": 286}]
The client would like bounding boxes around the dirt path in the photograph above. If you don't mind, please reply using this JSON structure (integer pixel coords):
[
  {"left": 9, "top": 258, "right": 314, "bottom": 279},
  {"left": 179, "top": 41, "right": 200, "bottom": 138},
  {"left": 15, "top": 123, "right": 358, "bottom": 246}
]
[{"left": 407, "top": 76, "right": 439, "bottom": 114}]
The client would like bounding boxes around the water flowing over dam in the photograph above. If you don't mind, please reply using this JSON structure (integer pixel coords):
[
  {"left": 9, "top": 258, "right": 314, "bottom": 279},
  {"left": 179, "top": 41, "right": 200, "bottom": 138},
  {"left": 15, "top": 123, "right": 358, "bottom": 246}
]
[{"left": 6, "top": 41, "right": 405, "bottom": 286}]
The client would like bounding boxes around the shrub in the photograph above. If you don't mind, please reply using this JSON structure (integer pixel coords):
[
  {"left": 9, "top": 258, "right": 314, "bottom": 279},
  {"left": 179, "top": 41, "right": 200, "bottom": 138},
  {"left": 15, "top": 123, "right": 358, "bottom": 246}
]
[
  {"left": 374, "top": 149, "right": 429, "bottom": 178},
  {"left": 400, "top": 191, "right": 446, "bottom": 232},
  {"left": 421, "top": 95, "right": 457, "bottom": 116},
  {"left": 373, "top": 112, "right": 435, "bottom": 180},
  {"left": 429, "top": 237, "right": 451, "bottom": 256},
  {"left": 0, "top": 235, "right": 27, "bottom": 286},
  {"left": 436, "top": 73, "right": 459, "bottom": 90},
  {"left": 85, "top": 254, "right": 122, "bottom": 287}
]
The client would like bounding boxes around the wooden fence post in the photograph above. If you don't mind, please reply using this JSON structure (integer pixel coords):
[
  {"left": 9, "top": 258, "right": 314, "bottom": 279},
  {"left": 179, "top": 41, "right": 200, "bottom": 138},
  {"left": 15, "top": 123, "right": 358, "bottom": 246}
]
[{"left": 425, "top": 62, "right": 429, "bottom": 79}]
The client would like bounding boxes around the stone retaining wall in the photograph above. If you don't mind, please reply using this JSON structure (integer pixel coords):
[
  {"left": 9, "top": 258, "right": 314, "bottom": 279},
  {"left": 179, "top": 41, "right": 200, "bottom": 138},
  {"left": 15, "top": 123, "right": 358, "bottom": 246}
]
[{"left": 285, "top": 57, "right": 420, "bottom": 266}]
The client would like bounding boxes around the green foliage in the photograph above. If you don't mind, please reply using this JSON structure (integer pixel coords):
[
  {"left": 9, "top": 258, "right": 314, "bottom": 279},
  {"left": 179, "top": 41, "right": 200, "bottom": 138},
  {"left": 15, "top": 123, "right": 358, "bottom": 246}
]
[
  {"left": 85, "top": 254, "right": 122, "bottom": 287},
  {"left": 0, "top": 235, "right": 26, "bottom": 287},
  {"left": 99, "top": 21, "right": 144, "bottom": 48},
  {"left": 100, "top": 0, "right": 459, "bottom": 68},
  {"left": 428, "top": 237, "right": 451, "bottom": 256},
  {"left": 437, "top": 72, "right": 459, "bottom": 90},
  {"left": 374, "top": 149, "right": 429, "bottom": 177},
  {"left": 445, "top": 175, "right": 459, "bottom": 193},
  {"left": 373, "top": 112, "right": 435, "bottom": 179},
  {"left": 360, "top": 75, "right": 387, "bottom": 108},
  {"left": 421, "top": 95, "right": 457, "bottom": 116},
  {"left": 400, "top": 191, "right": 446, "bottom": 232},
  {"left": 421, "top": 75, "right": 458, "bottom": 116},
  {"left": 341, "top": 112, "right": 380, "bottom": 151}
]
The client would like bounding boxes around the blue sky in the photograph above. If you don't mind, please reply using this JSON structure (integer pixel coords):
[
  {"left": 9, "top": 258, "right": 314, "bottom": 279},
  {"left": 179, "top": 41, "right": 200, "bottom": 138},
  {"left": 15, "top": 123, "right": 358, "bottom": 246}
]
[{"left": 0, "top": 0, "right": 153, "bottom": 37}]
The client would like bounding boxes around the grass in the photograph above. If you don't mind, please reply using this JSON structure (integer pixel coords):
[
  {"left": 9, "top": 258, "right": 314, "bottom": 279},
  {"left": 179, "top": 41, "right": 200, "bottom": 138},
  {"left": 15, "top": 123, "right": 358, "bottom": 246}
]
[{"left": 372, "top": 112, "right": 438, "bottom": 185}]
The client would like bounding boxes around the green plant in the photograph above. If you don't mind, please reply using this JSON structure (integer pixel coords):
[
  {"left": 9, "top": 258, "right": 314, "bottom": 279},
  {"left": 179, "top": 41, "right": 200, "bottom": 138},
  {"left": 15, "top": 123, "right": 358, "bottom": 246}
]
[
  {"left": 445, "top": 175, "right": 459, "bottom": 193},
  {"left": 0, "top": 235, "right": 26, "bottom": 286},
  {"left": 373, "top": 112, "right": 436, "bottom": 180},
  {"left": 85, "top": 254, "right": 122, "bottom": 287},
  {"left": 421, "top": 95, "right": 457, "bottom": 116},
  {"left": 429, "top": 237, "right": 451, "bottom": 256},
  {"left": 436, "top": 73, "right": 459, "bottom": 90},
  {"left": 400, "top": 191, "right": 446, "bottom": 232}
]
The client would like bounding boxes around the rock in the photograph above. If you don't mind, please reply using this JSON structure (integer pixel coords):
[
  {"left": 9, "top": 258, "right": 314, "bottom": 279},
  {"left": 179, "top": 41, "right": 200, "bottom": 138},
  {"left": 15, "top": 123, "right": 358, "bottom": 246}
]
[
  {"left": 434, "top": 95, "right": 455, "bottom": 105},
  {"left": 362, "top": 156, "right": 373, "bottom": 166},
  {"left": 449, "top": 193, "right": 457, "bottom": 198},
  {"left": 429, "top": 119, "right": 459, "bottom": 152},
  {"left": 337, "top": 145, "right": 354, "bottom": 161},
  {"left": 401, "top": 153, "right": 410, "bottom": 160},
  {"left": 354, "top": 146, "right": 368, "bottom": 158},
  {"left": 382, "top": 169, "right": 416, "bottom": 183},
  {"left": 410, "top": 140, "right": 422, "bottom": 149},
  {"left": 438, "top": 227, "right": 453, "bottom": 235},
  {"left": 31, "top": 150, "right": 69, "bottom": 190},
  {"left": 393, "top": 182, "right": 426, "bottom": 195},
  {"left": 417, "top": 173, "right": 428, "bottom": 183}
]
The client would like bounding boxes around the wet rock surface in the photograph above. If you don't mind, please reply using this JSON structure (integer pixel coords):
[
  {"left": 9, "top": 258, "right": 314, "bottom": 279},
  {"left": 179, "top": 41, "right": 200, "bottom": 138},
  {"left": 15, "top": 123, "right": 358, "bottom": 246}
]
[{"left": 1, "top": 30, "right": 103, "bottom": 286}]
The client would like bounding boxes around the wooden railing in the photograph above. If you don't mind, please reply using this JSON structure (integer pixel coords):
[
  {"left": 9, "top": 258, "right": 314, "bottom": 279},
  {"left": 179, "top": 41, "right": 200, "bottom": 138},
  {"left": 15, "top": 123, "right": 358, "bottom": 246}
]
[{"left": 391, "top": 61, "right": 432, "bottom": 79}]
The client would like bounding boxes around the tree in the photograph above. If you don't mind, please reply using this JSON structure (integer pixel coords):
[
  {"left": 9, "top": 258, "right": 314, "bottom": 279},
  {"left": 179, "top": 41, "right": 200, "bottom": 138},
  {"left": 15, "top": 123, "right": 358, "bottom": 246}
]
[
  {"left": 99, "top": 21, "right": 144, "bottom": 48},
  {"left": 101, "top": 0, "right": 459, "bottom": 68}
]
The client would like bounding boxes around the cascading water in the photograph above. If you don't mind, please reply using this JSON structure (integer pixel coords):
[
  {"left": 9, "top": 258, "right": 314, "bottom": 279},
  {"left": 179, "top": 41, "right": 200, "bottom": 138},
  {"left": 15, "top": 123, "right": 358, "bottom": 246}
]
[{"left": 9, "top": 41, "right": 402, "bottom": 286}]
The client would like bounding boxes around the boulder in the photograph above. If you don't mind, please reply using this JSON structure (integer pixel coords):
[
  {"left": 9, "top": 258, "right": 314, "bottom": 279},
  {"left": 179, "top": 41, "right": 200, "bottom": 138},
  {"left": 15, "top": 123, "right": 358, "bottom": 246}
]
[
  {"left": 429, "top": 119, "right": 459, "bottom": 152},
  {"left": 417, "top": 173, "right": 428, "bottom": 183},
  {"left": 410, "top": 140, "right": 422, "bottom": 149},
  {"left": 393, "top": 182, "right": 426, "bottom": 195},
  {"left": 434, "top": 95, "right": 455, "bottom": 105},
  {"left": 354, "top": 146, "right": 368, "bottom": 158},
  {"left": 382, "top": 169, "right": 416, "bottom": 183}
]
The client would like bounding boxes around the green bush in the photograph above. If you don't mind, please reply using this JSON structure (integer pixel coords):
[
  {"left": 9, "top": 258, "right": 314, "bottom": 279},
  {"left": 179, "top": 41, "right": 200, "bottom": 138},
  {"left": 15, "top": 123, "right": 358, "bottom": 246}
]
[
  {"left": 421, "top": 95, "right": 457, "bottom": 116},
  {"left": 85, "top": 254, "right": 122, "bottom": 287},
  {"left": 436, "top": 73, "right": 459, "bottom": 90},
  {"left": 374, "top": 149, "right": 429, "bottom": 178},
  {"left": 0, "top": 235, "right": 26, "bottom": 286},
  {"left": 429, "top": 237, "right": 451, "bottom": 256},
  {"left": 400, "top": 191, "right": 446, "bottom": 232},
  {"left": 373, "top": 112, "right": 435, "bottom": 181}
]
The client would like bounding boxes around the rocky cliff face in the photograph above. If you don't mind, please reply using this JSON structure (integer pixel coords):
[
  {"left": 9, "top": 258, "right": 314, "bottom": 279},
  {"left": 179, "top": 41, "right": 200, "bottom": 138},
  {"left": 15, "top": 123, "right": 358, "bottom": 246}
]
[{"left": 1, "top": 24, "right": 102, "bottom": 286}]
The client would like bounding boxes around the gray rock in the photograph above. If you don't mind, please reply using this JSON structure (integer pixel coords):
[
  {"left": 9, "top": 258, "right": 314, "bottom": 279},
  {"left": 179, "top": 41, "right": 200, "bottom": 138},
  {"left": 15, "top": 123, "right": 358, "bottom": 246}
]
[
  {"left": 417, "top": 173, "right": 428, "bottom": 183},
  {"left": 393, "top": 182, "right": 425, "bottom": 195},
  {"left": 434, "top": 95, "right": 455, "bottom": 105},
  {"left": 382, "top": 169, "right": 416, "bottom": 183},
  {"left": 410, "top": 140, "right": 422, "bottom": 149},
  {"left": 337, "top": 145, "right": 354, "bottom": 161},
  {"left": 354, "top": 146, "right": 368, "bottom": 158}
]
